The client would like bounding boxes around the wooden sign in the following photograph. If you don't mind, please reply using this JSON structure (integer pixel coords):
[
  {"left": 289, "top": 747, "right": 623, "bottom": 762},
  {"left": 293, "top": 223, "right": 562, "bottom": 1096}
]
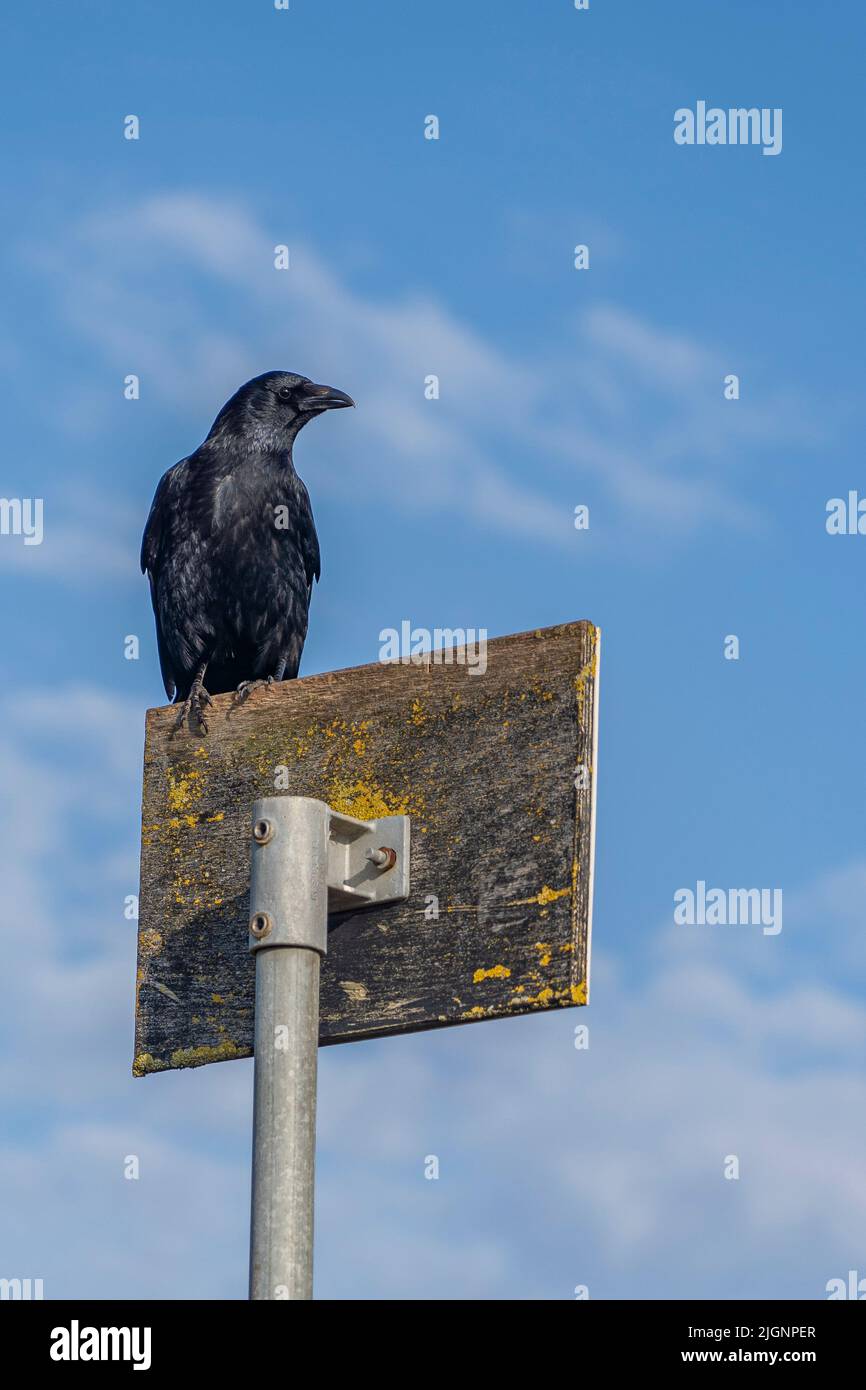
[{"left": 134, "top": 620, "right": 600, "bottom": 1076}]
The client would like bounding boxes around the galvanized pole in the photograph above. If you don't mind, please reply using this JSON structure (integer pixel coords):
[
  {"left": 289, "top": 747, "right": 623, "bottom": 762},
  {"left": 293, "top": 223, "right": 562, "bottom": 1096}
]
[
  {"left": 248, "top": 797, "right": 329, "bottom": 1301},
  {"left": 247, "top": 795, "right": 410, "bottom": 1301}
]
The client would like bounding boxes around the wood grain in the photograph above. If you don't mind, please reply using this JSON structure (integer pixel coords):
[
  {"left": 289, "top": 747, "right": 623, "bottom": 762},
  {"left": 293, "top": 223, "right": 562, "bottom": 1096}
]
[{"left": 134, "top": 620, "right": 600, "bottom": 1075}]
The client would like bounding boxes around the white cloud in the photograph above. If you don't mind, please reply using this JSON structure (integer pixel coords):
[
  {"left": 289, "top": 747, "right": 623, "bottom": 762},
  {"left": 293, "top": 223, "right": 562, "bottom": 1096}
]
[
  {"left": 583, "top": 304, "right": 717, "bottom": 390},
  {"left": 0, "top": 484, "right": 140, "bottom": 582},
  {"left": 1, "top": 683, "right": 863, "bottom": 1296},
  {"left": 314, "top": 929, "right": 866, "bottom": 1297},
  {"left": 28, "top": 191, "right": 821, "bottom": 566}
]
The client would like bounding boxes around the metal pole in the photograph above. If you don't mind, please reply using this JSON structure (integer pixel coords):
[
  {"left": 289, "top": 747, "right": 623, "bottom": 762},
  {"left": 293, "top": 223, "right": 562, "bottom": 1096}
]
[
  {"left": 246, "top": 795, "right": 409, "bottom": 1300},
  {"left": 248, "top": 797, "right": 329, "bottom": 1301},
  {"left": 249, "top": 947, "right": 320, "bottom": 1299}
]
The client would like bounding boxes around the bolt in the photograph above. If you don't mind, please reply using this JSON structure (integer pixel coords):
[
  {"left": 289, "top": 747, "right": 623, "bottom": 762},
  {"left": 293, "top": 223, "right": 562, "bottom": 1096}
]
[
  {"left": 366, "top": 846, "right": 397, "bottom": 871},
  {"left": 253, "top": 818, "right": 273, "bottom": 845},
  {"left": 250, "top": 911, "right": 272, "bottom": 939}
]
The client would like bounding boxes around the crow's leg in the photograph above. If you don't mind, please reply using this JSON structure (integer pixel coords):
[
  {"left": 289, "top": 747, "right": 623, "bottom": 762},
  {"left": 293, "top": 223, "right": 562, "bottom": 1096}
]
[
  {"left": 235, "top": 659, "right": 287, "bottom": 704},
  {"left": 176, "top": 662, "right": 213, "bottom": 734},
  {"left": 235, "top": 675, "right": 276, "bottom": 702}
]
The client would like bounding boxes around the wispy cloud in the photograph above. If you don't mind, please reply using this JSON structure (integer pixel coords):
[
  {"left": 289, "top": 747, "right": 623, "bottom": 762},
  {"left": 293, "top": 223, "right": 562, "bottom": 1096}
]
[
  {"left": 0, "top": 484, "right": 139, "bottom": 581},
  {"left": 0, "top": 685, "right": 862, "bottom": 1297},
  {"left": 28, "top": 191, "right": 821, "bottom": 558},
  {"left": 313, "top": 908, "right": 866, "bottom": 1297}
]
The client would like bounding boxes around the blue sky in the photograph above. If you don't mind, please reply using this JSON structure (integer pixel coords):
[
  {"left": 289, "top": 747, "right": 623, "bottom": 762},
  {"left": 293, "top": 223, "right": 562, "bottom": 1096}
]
[{"left": 1, "top": 0, "right": 865, "bottom": 1299}]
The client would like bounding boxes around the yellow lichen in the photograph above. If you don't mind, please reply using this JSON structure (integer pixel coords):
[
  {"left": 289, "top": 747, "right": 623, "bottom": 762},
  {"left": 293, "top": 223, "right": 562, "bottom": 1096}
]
[
  {"left": 167, "top": 767, "right": 205, "bottom": 814},
  {"left": 539, "top": 885, "right": 569, "bottom": 905},
  {"left": 169, "top": 1041, "right": 244, "bottom": 1070},
  {"left": 472, "top": 964, "right": 511, "bottom": 983},
  {"left": 505, "top": 885, "right": 571, "bottom": 908},
  {"left": 574, "top": 627, "right": 600, "bottom": 726},
  {"left": 326, "top": 776, "right": 416, "bottom": 822},
  {"left": 132, "top": 1052, "right": 169, "bottom": 1077},
  {"left": 521, "top": 986, "right": 554, "bottom": 1007}
]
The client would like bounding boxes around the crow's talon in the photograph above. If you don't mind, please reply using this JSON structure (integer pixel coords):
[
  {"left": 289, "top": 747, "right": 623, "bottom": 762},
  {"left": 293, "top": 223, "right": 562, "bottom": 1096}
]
[
  {"left": 236, "top": 676, "right": 275, "bottom": 703},
  {"left": 175, "top": 687, "right": 213, "bottom": 735}
]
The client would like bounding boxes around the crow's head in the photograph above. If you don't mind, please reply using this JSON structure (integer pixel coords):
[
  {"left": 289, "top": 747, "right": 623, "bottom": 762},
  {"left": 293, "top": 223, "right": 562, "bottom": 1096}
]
[{"left": 208, "top": 371, "right": 355, "bottom": 451}]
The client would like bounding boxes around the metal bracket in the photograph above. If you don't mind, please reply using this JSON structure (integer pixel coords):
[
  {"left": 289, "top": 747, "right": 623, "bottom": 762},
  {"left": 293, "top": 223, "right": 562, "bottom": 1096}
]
[
  {"left": 326, "top": 808, "right": 410, "bottom": 912},
  {"left": 248, "top": 796, "right": 410, "bottom": 956}
]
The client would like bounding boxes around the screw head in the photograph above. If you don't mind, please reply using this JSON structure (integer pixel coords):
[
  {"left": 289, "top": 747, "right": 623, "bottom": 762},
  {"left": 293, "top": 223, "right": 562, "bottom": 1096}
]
[
  {"left": 250, "top": 911, "right": 272, "bottom": 939},
  {"left": 253, "top": 818, "right": 274, "bottom": 845}
]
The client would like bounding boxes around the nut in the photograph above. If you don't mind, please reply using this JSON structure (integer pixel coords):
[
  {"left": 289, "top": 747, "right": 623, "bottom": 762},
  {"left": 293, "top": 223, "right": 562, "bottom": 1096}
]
[
  {"left": 253, "top": 818, "right": 273, "bottom": 845},
  {"left": 366, "top": 846, "right": 397, "bottom": 871},
  {"left": 250, "top": 911, "right": 272, "bottom": 939}
]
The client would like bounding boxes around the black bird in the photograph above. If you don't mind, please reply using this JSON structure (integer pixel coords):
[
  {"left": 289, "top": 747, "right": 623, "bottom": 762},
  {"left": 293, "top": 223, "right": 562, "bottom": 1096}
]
[{"left": 141, "top": 371, "right": 354, "bottom": 731}]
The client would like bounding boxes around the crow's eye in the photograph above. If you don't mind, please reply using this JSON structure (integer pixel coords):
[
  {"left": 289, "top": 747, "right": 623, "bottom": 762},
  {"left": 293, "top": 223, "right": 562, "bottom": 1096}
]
[{"left": 277, "top": 386, "right": 293, "bottom": 401}]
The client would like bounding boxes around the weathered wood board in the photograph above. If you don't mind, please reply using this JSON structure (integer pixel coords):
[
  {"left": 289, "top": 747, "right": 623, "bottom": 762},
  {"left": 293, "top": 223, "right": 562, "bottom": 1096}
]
[{"left": 134, "top": 620, "right": 600, "bottom": 1076}]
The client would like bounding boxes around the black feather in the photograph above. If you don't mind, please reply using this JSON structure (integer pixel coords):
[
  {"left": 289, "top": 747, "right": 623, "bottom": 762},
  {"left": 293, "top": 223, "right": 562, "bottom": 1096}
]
[{"left": 141, "top": 371, "right": 352, "bottom": 701}]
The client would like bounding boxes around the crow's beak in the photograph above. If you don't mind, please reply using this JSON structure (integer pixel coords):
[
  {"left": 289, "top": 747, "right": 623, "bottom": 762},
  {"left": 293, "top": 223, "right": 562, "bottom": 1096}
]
[{"left": 299, "top": 383, "right": 355, "bottom": 411}]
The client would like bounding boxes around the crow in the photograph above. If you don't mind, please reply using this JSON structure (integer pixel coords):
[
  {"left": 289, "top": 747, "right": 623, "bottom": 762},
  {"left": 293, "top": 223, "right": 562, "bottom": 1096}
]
[{"left": 141, "top": 371, "right": 354, "bottom": 732}]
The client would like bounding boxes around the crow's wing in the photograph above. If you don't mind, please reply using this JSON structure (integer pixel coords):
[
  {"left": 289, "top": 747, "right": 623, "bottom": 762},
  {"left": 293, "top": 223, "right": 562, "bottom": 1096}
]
[
  {"left": 141, "top": 465, "right": 182, "bottom": 700},
  {"left": 295, "top": 476, "right": 321, "bottom": 603}
]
